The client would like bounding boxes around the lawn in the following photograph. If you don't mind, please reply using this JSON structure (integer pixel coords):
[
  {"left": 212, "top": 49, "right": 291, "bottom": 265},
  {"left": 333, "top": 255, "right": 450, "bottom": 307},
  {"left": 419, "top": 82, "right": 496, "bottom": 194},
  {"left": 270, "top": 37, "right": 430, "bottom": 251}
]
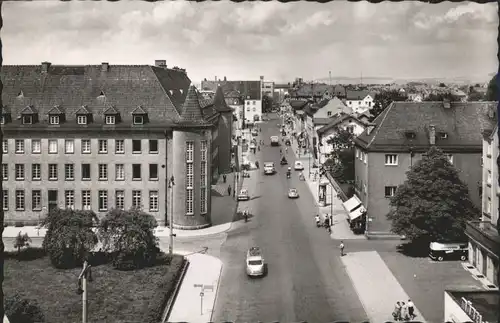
[{"left": 4, "top": 249, "right": 186, "bottom": 323}]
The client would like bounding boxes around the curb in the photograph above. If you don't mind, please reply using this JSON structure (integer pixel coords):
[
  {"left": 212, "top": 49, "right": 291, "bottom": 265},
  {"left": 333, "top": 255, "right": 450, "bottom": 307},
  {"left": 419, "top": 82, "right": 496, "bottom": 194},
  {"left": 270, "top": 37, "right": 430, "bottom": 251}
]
[
  {"left": 161, "top": 257, "right": 190, "bottom": 323},
  {"left": 209, "top": 262, "right": 224, "bottom": 322}
]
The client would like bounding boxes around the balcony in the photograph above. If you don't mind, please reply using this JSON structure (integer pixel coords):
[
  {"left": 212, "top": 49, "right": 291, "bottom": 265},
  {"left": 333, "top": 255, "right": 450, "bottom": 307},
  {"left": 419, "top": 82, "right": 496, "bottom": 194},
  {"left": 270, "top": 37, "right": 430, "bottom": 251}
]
[{"left": 465, "top": 221, "right": 500, "bottom": 256}]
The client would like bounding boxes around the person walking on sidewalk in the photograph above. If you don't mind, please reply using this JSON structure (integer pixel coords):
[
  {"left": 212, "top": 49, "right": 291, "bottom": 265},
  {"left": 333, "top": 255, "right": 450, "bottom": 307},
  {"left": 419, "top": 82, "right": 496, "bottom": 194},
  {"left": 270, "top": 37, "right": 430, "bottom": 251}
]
[
  {"left": 329, "top": 214, "right": 333, "bottom": 226},
  {"left": 339, "top": 241, "right": 345, "bottom": 256},
  {"left": 407, "top": 299, "right": 415, "bottom": 319},
  {"left": 400, "top": 301, "right": 409, "bottom": 321},
  {"left": 392, "top": 301, "right": 402, "bottom": 321},
  {"left": 227, "top": 185, "right": 232, "bottom": 196},
  {"left": 223, "top": 174, "right": 227, "bottom": 183}
]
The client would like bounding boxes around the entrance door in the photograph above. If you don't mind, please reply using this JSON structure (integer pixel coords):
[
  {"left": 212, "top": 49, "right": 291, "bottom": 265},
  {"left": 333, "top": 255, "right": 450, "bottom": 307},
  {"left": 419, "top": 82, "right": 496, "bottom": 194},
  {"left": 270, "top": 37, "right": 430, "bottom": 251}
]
[{"left": 48, "top": 190, "right": 58, "bottom": 211}]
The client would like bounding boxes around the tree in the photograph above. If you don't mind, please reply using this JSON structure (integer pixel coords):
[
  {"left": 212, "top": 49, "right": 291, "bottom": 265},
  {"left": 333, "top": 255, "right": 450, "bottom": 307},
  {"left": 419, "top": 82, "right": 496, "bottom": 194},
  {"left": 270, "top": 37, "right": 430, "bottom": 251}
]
[
  {"left": 370, "top": 90, "right": 408, "bottom": 121},
  {"left": 42, "top": 209, "right": 99, "bottom": 269},
  {"left": 387, "top": 147, "right": 478, "bottom": 244},
  {"left": 262, "top": 94, "right": 274, "bottom": 113},
  {"left": 485, "top": 74, "right": 498, "bottom": 101},
  {"left": 439, "top": 82, "right": 446, "bottom": 87},
  {"left": 423, "top": 92, "right": 455, "bottom": 102},
  {"left": 324, "top": 126, "right": 355, "bottom": 180},
  {"left": 5, "top": 293, "right": 45, "bottom": 323},
  {"left": 98, "top": 208, "right": 159, "bottom": 270},
  {"left": 14, "top": 232, "right": 31, "bottom": 255}
]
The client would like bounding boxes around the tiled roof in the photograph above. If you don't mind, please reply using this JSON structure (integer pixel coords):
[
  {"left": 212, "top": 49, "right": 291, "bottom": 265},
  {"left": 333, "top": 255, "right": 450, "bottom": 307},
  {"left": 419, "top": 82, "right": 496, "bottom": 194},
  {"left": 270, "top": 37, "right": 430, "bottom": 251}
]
[
  {"left": 201, "top": 80, "right": 261, "bottom": 100},
  {"left": 317, "top": 113, "right": 369, "bottom": 136},
  {"left": 312, "top": 117, "right": 333, "bottom": 125},
  {"left": 213, "top": 86, "right": 233, "bottom": 113},
  {"left": 333, "top": 85, "right": 346, "bottom": 97},
  {"left": 289, "top": 100, "right": 308, "bottom": 110},
  {"left": 346, "top": 90, "right": 371, "bottom": 100},
  {"left": 47, "top": 105, "right": 64, "bottom": 114},
  {"left": 355, "top": 101, "right": 498, "bottom": 152},
  {"left": 175, "top": 85, "right": 208, "bottom": 125},
  {"left": 293, "top": 84, "right": 332, "bottom": 97},
  {"left": 1, "top": 63, "right": 192, "bottom": 130},
  {"left": 131, "top": 105, "right": 147, "bottom": 114},
  {"left": 75, "top": 105, "right": 91, "bottom": 115}
]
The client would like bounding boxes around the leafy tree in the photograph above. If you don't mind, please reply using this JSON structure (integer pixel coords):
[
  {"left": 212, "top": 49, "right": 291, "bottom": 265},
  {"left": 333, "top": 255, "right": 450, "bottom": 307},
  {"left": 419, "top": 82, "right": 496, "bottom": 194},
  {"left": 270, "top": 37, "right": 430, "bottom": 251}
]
[
  {"left": 467, "top": 91, "right": 485, "bottom": 101},
  {"left": 439, "top": 82, "right": 446, "bottom": 87},
  {"left": 42, "top": 209, "right": 99, "bottom": 269},
  {"left": 370, "top": 90, "right": 408, "bottom": 121},
  {"left": 5, "top": 293, "right": 45, "bottom": 323},
  {"left": 98, "top": 208, "right": 159, "bottom": 270},
  {"left": 262, "top": 94, "right": 274, "bottom": 113},
  {"left": 14, "top": 232, "right": 31, "bottom": 255},
  {"left": 423, "top": 92, "right": 455, "bottom": 102},
  {"left": 485, "top": 74, "right": 498, "bottom": 101},
  {"left": 387, "top": 147, "right": 478, "bottom": 244},
  {"left": 323, "top": 126, "right": 355, "bottom": 180}
]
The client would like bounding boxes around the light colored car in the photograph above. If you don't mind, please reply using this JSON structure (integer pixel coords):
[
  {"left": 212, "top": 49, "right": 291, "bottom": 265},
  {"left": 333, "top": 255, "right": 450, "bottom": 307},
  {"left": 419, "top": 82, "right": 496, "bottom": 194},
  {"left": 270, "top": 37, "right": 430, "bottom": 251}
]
[
  {"left": 288, "top": 188, "right": 299, "bottom": 199},
  {"left": 237, "top": 189, "right": 250, "bottom": 201},
  {"left": 246, "top": 247, "right": 265, "bottom": 277},
  {"left": 263, "top": 162, "right": 275, "bottom": 175},
  {"left": 251, "top": 130, "right": 258, "bottom": 136},
  {"left": 294, "top": 161, "right": 304, "bottom": 171},
  {"left": 270, "top": 136, "right": 279, "bottom": 146}
]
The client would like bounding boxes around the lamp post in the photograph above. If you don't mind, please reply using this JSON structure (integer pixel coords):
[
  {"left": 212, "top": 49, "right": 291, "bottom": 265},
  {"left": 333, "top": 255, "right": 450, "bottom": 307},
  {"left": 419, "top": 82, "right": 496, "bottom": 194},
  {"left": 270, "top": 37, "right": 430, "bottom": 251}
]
[
  {"left": 77, "top": 260, "right": 93, "bottom": 323},
  {"left": 168, "top": 176, "right": 175, "bottom": 255}
]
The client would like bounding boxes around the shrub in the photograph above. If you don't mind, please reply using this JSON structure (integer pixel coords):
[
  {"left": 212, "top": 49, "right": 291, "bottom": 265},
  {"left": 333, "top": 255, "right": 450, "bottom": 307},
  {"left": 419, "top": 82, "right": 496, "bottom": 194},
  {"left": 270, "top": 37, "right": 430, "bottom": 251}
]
[
  {"left": 14, "top": 221, "right": 25, "bottom": 227},
  {"left": 4, "top": 247, "right": 46, "bottom": 261},
  {"left": 42, "top": 208, "right": 99, "bottom": 269},
  {"left": 5, "top": 292, "right": 45, "bottom": 323},
  {"left": 14, "top": 232, "right": 32, "bottom": 254},
  {"left": 98, "top": 208, "right": 159, "bottom": 270}
]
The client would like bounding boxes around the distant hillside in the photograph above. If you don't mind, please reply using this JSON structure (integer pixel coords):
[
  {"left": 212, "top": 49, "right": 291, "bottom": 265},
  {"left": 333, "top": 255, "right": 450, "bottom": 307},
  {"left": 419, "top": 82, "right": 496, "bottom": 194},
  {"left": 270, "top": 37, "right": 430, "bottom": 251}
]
[{"left": 313, "top": 75, "right": 490, "bottom": 85}]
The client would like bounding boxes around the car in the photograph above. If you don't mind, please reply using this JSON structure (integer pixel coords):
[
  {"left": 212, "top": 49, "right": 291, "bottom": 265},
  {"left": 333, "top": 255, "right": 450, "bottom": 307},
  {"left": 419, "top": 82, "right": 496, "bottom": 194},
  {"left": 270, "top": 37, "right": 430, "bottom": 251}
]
[
  {"left": 294, "top": 161, "right": 304, "bottom": 171},
  {"left": 246, "top": 247, "right": 265, "bottom": 277},
  {"left": 288, "top": 188, "right": 299, "bottom": 198},
  {"left": 251, "top": 130, "right": 258, "bottom": 136},
  {"left": 237, "top": 189, "right": 250, "bottom": 201},
  {"left": 270, "top": 136, "right": 279, "bottom": 146},
  {"left": 263, "top": 162, "right": 275, "bottom": 175}
]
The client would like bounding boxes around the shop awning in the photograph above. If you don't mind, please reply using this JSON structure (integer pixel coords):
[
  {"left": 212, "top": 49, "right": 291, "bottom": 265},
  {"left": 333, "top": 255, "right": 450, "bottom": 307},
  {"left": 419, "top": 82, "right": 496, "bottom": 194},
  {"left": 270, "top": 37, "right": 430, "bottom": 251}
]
[
  {"left": 349, "top": 206, "right": 366, "bottom": 221},
  {"left": 343, "top": 196, "right": 362, "bottom": 213}
]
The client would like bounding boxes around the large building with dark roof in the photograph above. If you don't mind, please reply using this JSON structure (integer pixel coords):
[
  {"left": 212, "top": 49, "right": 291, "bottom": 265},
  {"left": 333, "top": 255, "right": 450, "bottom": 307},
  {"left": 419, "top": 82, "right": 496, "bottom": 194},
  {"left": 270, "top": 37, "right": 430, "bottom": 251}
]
[
  {"left": 1, "top": 61, "right": 232, "bottom": 229},
  {"left": 353, "top": 100, "right": 497, "bottom": 236}
]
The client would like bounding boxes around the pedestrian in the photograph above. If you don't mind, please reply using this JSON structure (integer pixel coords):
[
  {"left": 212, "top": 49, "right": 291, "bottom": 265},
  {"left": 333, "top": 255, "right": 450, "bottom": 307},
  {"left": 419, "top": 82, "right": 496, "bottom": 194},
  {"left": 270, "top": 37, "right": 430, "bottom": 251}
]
[
  {"left": 255, "top": 161, "right": 259, "bottom": 169},
  {"left": 329, "top": 214, "right": 333, "bottom": 225},
  {"left": 407, "top": 299, "right": 415, "bottom": 319},
  {"left": 401, "top": 302, "right": 408, "bottom": 321},
  {"left": 339, "top": 241, "right": 345, "bottom": 256},
  {"left": 223, "top": 174, "right": 227, "bottom": 183},
  {"left": 393, "top": 301, "right": 402, "bottom": 321},
  {"left": 227, "top": 185, "right": 232, "bottom": 196}
]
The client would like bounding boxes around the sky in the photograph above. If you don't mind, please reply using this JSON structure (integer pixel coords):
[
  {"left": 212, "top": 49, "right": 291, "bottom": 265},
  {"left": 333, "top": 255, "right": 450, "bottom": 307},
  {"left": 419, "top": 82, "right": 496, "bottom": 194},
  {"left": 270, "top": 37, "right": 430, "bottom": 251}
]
[{"left": 2, "top": 1, "right": 498, "bottom": 83}]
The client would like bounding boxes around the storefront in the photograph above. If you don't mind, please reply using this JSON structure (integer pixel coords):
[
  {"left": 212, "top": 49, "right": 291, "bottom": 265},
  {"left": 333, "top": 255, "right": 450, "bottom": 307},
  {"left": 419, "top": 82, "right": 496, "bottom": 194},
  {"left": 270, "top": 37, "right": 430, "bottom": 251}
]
[{"left": 465, "top": 221, "right": 499, "bottom": 288}]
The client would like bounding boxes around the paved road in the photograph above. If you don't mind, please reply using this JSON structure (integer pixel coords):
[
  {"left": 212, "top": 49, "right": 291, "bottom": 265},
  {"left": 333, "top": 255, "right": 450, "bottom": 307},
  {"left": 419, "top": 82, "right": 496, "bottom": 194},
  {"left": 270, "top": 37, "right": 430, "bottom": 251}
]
[{"left": 213, "top": 115, "right": 367, "bottom": 322}]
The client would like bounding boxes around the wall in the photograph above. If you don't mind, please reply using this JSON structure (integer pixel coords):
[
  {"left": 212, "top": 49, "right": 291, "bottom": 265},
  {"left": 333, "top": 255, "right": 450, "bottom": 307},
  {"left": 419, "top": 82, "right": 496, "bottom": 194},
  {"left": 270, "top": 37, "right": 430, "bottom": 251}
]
[
  {"left": 444, "top": 292, "right": 473, "bottom": 323},
  {"left": 216, "top": 111, "right": 233, "bottom": 174},
  {"left": 346, "top": 96, "right": 373, "bottom": 114},
  {"left": 244, "top": 99, "right": 262, "bottom": 123},
  {"left": 482, "top": 128, "right": 499, "bottom": 225},
  {"left": 229, "top": 104, "right": 244, "bottom": 130}
]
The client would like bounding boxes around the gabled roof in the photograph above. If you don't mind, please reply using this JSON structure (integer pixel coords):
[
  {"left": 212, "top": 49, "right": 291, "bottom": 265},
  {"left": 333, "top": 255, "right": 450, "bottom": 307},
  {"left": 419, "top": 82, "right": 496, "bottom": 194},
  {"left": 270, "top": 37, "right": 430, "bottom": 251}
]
[
  {"left": 355, "top": 101, "right": 498, "bottom": 152},
  {"left": 20, "top": 105, "right": 37, "bottom": 114},
  {"left": 317, "top": 113, "right": 368, "bottom": 136},
  {"left": 103, "top": 105, "right": 119, "bottom": 115},
  {"left": 131, "top": 105, "right": 147, "bottom": 115},
  {"left": 47, "top": 105, "right": 64, "bottom": 115},
  {"left": 346, "top": 90, "right": 371, "bottom": 101},
  {"left": 175, "top": 85, "right": 209, "bottom": 126},
  {"left": 201, "top": 80, "right": 261, "bottom": 100},
  {"left": 293, "top": 83, "right": 332, "bottom": 97},
  {"left": 75, "top": 105, "right": 91, "bottom": 115},
  {"left": 333, "top": 85, "right": 346, "bottom": 96},
  {"left": 289, "top": 100, "right": 308, "bottom": 110},
  {"left": 213, "top": 86, "right": 233, "bottom": 113}
]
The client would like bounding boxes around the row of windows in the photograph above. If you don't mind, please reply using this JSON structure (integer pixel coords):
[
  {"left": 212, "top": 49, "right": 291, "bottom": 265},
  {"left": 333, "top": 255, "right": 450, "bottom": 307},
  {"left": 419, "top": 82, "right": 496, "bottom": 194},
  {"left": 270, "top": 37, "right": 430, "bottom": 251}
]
[
  {"left": 2, "top": 163, "right": 159, "bottom": 181},
  {"left": 355, "top": 151, "right": 454, "bottom": 166},
  {"left": 2, "top": 189, "right": 160, "bottom": 212},
  {"left": 184, "top": 141, "right": 208, "bottom": 215},
  {"left": 2, "top": 139, "right": 159, "bottom": 155},
  {"left": 245, "top": 101, "right": 257, "bottom": 106},
  {"left": 5, "top": 112, "right": 148, "bottom": 126}
]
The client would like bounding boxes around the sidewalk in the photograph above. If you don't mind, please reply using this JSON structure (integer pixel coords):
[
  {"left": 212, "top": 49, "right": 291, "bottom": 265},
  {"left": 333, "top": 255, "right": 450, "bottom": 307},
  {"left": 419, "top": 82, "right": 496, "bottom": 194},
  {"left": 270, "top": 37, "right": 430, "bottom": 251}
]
[
  {"left": 287, "top": 131, "right": 364, "bottom": 240},
  {"left": 167, "top": 251, "right": 223, "bottom": 323},
  {"left": 341, "top": 251, "right": 426, "bottom": 322}
]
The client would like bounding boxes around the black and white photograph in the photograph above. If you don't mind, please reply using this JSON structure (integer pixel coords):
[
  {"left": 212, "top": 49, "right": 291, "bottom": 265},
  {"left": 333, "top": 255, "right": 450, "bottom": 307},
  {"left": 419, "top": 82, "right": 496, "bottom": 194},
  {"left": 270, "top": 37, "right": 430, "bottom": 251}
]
[{"left": 0, "top": 1, "right": 498, "bottom": 323}]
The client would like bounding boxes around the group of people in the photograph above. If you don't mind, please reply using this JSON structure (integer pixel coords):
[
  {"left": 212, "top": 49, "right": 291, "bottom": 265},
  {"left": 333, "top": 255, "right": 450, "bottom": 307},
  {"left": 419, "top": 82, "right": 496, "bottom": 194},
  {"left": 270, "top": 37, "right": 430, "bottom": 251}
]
[{"left": 392, "top": 300, "right": 416, "bottom": 321}]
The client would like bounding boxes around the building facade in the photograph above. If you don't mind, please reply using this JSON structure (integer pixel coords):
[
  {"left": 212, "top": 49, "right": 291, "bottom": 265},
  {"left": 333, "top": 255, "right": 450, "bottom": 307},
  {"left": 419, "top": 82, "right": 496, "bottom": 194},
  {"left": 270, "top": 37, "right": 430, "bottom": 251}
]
[
  {"left": 1, "top": 61, "right": 230, "bottom": 229},
  {"left": 354, "top": 101, "right": 496, "bottom": 235},
  {"left": 345, "top": 90, "right": 375, "bottom": 114}
]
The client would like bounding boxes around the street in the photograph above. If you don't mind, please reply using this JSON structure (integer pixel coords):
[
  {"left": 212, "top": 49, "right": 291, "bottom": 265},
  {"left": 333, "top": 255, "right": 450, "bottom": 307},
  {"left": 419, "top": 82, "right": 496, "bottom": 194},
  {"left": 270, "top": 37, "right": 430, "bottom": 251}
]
[{"left": 212, "top": 115, "right": 368, "bottom": 322}]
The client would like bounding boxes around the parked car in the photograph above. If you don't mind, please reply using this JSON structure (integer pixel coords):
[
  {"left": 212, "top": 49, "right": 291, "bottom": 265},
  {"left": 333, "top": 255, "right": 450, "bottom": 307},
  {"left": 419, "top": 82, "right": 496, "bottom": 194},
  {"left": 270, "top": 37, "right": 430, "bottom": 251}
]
[
  {"left": 294, "top": 161, "right": 304, "bottom": 171},
  {"left": 288, "top": 188, "right": 299, "bottom": 199},
  {"left": 237, "top": 189, "right": 250, "bottom": 201},
  {"left": 246, "top": 247, "right": 265, "bottom": 277},
  {"left": 429, "top": 242, "right": 468, "bottom": 261},
  {"left": 263, "top": 162, "right": 275, "bottom": 175}
]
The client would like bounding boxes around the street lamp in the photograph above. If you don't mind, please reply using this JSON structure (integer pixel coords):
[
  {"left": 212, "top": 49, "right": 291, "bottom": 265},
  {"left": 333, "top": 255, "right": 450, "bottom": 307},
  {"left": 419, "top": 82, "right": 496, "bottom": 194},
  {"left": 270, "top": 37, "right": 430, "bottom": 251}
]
[{"left": 168, "top": 176, "right": 175, "bottom": 255}]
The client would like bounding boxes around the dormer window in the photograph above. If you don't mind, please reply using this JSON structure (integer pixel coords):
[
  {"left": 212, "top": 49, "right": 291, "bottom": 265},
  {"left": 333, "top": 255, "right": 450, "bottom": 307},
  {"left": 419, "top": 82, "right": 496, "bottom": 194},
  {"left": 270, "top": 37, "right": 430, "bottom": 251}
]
[
  {"left": 75, "top": 105, "right": 92, "bottom": 125},
  {"left": 133, "top": 115, "right": 143, "bottom": 125},
  {"left": 77, "top": 115, "right": 88, "bottom": 125},
  {"left": 405, "top": 131, "right": 416, "bottom": 139},
  {"left": 20, "top": 105, "right": 38, "bottom": 125},
  {"left": 49, "top": 115, "right": 60, "bottom": 125},
  {"left": 22, "top": 115, "right": 33, "bottom": 125},
  {"left": 132, "top": 106, "right": 148, "bottom": 125},
  {"left": 47, "top": 105, "right": 64, "bottom": 125},
  {"left": 439, "top": 132, "right": 448, "bottom": 139},
  {"left": 105, "top": 115, "right": 116, "bottom": 125},
  {"left": 103, "top": 105, "right": 120, "bottom": 125}
]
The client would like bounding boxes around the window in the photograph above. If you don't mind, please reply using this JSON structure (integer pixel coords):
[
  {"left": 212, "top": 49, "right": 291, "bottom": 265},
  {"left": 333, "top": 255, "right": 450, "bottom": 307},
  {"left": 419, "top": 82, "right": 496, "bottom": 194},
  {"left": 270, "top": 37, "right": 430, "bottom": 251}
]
[
  {"left": 149, "top": 140, "right": 158, "bottom": 154},
  {"left": 15, "top": 190, "right": 25, "bottom": 211},
  {"left": 149, "top": 164, "right": 158, "bottom": 180},
  {"left": 186, "top": 163, "right": 194, "bottom": 188},
  {"left": 487, "top": 170, "right": 492, "bottom": 186},
  {"left": 252, "top": 101, "right": 256, "bottom": 105},
  {"left": 133, "top": 115, "right": 144, "bottom": 125},
  {"left": 132, "top": 140, "right": 142, "bottom": 153},
  {"left": 32, "top": 190, "right": 42, "bottom": 211},
  {"left": 253, "top": 107, "right": 256, "bottom": 112},
  {"left": 186, "top": 160, "right": 194, "bottom": 215},
  {"left": 105, "top": 115, "right": 115, "bottom": 125},
  {"left": 15, "top": 139, "right": 25, "bottom": 153},
  {"left": 363, "top": 152, "right": 367, "bottom": 163},
  {"left": 65, "top": 164, "right": 74, "bottom": 180},
  {"left": 2, "top": 164, "right": 8, "bottom": 181},
  {"left": 15, "top": 164, "right": 25, "bottom": 180},
  {"left": 355, "top": 149, "right": 359, "bottom": 159},
  {"left": 49, "top": 115, "right": 60, "bottom": 125},
  {"left": 98, "top": 190, "right": 108, "bottom": 211},
  {"left": 2, "top": 140, "right": 7, "bottom": 154},
  {"left": 98, "top": 139, "right": 108, "bottom": 153},
  {"left": 132, "top": 190, "right": 142, "bottom": 209},
  {"left": 32, "top": 164, "right": 41, "bottom": 180},
  {"left": 487, "top": 144, "right": 492, "bottom": 157},
  {"left": 48, "top": 140, "right": 58, "bottom": 154},
  {"left": 22, "top": 115, "right": 33, "bottom": 124},
  {"left": 81, "top": 139, "right": 91, "bottom": 154},
  {"left": 82, "top": 164, "right": 91, "bottom": 180},
  {"left": 327, "top": 111, "right": 332, "bottom": 117},
  {"left": 439, "top": 132, "right": 448, "bottom": 139},
  {"left": 385, "top": 154, "right": 398, "bottom": 166},
  {"left": 186, "top": 141, "right": 194, "bottom": 162},
  {"left": 64, "top": 190, "right": 75, "bottom": 210},
  {"left": 200, "top": 140, "right": 208, "bottom": 214},
  {"left": 65, "top": 140, "right": 74, "bottom": 154},
  {"left": 186, "top": 189, "right": 194, "bottom": 215},
  {"left": 115, "top": 190, "right": 125, "bottom": 210},
  {"left": 447, "top": 154, "right": 453, "bottom": 164},
  {"left": 82, "top": 190, "right": 91, "bottom": 210},
  {"left": 115, "top": 139, "right": 125, "bottom": 154},
  {"left": 2, "top": 190, "right": 8, "bottom": 211},
  {"left": 385, "top": 186, "right": 397, "bottom": 197},
  {"left": 48, "top": 164, "right": 58, "bottom": 180},
  {"left": 77, "top": 115, "right": 87, "bottom": 125},
  {"left": 98, "top": 164, "right": 108, "bottom": 180},
  {"left": 149, "top": 191, "right": 159, "bottom": 212},
  {"left": 486, "top": 199, "right": 492, "bottom": 214},
  {"left": 31, "top": 139, "right": 41, "bottom": 154},
  {"left": 115, "top": 164, "right": 125, "bottom": 180},
  {"left": 132, "top": 164, "right": 142, "bottom": 180}
]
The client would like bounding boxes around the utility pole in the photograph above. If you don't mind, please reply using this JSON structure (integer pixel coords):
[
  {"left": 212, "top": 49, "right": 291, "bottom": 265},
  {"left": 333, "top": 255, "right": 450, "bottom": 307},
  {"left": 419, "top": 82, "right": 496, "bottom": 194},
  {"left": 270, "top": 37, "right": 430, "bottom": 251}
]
[
  {"left": 168, "top": 176, "right": 176, "bottom": 255},
  {"left": 77, "top": 261, "right": 92, "bottom": 323}
]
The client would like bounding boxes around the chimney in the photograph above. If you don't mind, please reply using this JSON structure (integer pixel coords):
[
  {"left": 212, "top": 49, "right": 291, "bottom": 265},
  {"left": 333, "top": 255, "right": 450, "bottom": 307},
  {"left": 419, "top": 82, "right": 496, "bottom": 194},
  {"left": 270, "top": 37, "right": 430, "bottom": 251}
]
[
  {"left": 204, "top": 78, "right": 207, "bottom": 81},
  {"left": 429, "top": 125, "right": 436, "bottom": 145},
  {"left": 154, "top": 60, "right": 166, "bottom": 68},
  {"left": 41, "top": 61, "right": 51, "bottom": 73},
  {"left": 260, "top": 76, "right": 264, "bottom": 81},
  {"left": 101, "top": 62, "right": 109, "bottom": 72},
  {"left": 224, "top": 76, "right": 227, "bottom": 81},
  {"left": 443, "top": 98, "right": 451, "bottom": 109}
]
